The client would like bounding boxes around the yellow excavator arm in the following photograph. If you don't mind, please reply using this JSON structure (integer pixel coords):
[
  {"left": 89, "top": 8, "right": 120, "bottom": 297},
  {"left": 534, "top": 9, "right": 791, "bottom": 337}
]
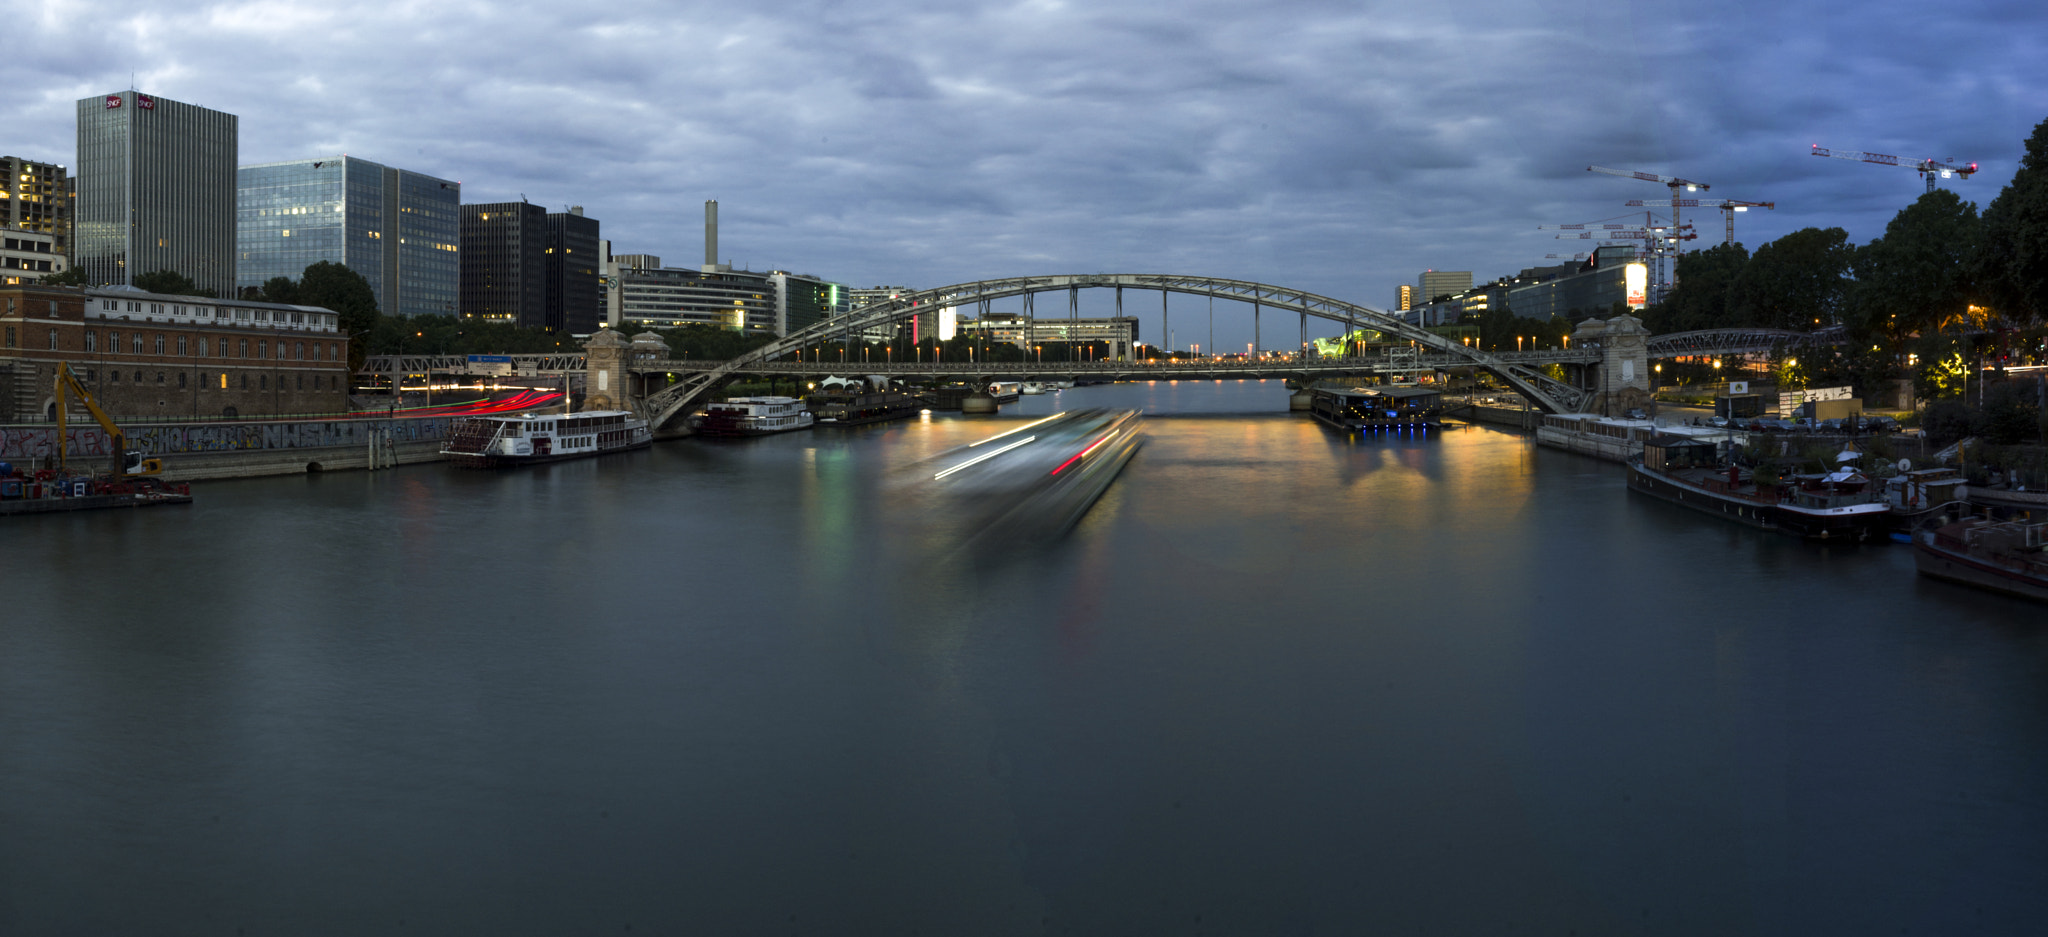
[{"left": 53, "top": 363, "right": 162, "bottom": 476}]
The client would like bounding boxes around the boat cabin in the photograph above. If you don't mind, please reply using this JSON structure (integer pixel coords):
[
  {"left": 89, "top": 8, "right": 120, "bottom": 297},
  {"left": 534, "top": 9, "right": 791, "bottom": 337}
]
[{"left": 1642, "top": 434, "right": 1717, "bottom": 471}]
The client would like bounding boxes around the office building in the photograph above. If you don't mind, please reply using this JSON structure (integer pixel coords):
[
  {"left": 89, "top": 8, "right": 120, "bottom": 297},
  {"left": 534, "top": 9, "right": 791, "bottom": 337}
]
[
  {"left": 768, "top": 272, "right": 848, "bottom": 336},
  {"left": 1417, "top": 270, "right": 1472, "bottom": 305},
  {"left": 611, "top": 266, "right": 775, "bottom": 332},
  {"left": 956, "top": 312, "right": 1139, "bottom": 360},
  {"left": 3, "top": 230, "right": 65, "bottom": 285},
  {"left": 460, "top": 202, "right": 548, "bottom": 326},
  {"left": 74, "top": 91, "right": 238, "bottom": 296},
  {"left": 546, "top": 208, "right": 601, "bottom": 333},
  {"left": 1504, "top": 246, "right": 1642, "bottom": 321},
  {"left": 1395, "top": 284, "right": 1414, "bottom": 312},
  {"left": 3, "top": 156, "right": 72, "bottom": 259},
  {"left": 237, "top": 156, "right": 461, "bottom": 317}
]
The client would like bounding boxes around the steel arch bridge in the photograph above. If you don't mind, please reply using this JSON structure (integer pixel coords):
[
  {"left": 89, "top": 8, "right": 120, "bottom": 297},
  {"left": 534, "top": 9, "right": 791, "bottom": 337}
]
[{"left": 639, "top": 274, "right": 1596, "bottom": 429}]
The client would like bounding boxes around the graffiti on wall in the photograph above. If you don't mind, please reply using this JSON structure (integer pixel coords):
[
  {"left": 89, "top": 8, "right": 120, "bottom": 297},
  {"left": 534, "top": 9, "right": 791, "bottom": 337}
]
[{"left": 0, "top": 418, "right": 456, "bottom": 461}]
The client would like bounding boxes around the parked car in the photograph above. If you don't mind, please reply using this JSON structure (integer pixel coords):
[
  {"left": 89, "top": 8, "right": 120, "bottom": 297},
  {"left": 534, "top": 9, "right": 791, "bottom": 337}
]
[
  {"left": 1705, "top": 415, "right": 1731, "bottom": 428},
  {"left": 1816, "top": 418, "right": 1845, "bottom": 433}
]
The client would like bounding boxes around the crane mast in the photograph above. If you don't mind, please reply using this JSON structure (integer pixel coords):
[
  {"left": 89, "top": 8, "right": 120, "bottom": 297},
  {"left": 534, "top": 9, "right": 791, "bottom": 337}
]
[{"left": 1586, "top": 166, "right": 1711, "bottom": 303}]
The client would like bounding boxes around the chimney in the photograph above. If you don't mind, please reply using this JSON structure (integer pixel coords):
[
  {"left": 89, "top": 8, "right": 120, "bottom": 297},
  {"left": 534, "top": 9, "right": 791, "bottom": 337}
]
[
  {"left": 703, "top": 200, "right": 719, "bottom": 271},
  {"left": 569, "top": 205, "right": 584, "bottom": 217}
]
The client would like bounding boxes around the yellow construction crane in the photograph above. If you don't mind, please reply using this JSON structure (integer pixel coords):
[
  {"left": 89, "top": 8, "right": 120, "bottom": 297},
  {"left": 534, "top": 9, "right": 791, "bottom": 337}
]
[{"left": 53, "top": 362, "right": 163, "bottom": 477}]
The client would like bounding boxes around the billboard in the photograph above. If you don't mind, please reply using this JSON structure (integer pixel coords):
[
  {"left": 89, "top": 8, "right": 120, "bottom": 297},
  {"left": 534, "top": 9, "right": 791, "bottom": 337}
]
[
  {"left": 466, "top": 354, "right": 513, "bottom": 376},
  {"left": 1624, "top": 262, "right": 1648, "bottom": 309}
]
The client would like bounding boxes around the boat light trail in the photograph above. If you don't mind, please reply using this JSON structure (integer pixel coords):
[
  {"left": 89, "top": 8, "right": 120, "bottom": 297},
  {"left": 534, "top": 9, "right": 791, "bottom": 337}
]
[
  {"left": 968, "top": 413, "right": 1064, "bottom": 447},
  {"left": 935, "top": 436, "right": 1037, "bottom": 479},
  {"left": 1048, "top": 434, "right": 1112, "bottom": 476}
]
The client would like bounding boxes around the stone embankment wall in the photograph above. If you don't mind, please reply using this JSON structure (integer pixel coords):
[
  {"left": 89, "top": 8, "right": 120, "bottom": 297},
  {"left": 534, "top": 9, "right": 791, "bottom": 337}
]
[
  {"left": 0, "top": 417, "right": 456, "bottom": 480},
  {"left": 1454, "top": 404, "right": 1540, "bottom": 430}
]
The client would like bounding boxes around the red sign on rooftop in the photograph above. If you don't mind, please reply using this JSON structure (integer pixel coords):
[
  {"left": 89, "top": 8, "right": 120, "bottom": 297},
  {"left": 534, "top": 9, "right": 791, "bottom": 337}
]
[
  {"left": 137, "top": 94, "right": 154, "bottom": 110},
  {"left": 105, "top": 94, "right": 122, "bottom": 109}
]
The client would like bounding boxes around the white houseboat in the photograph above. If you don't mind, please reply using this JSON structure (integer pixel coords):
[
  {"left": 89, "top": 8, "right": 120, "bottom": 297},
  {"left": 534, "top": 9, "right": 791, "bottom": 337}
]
[{"left": 441, "top": 410, "right": 652, "bottom": 468}]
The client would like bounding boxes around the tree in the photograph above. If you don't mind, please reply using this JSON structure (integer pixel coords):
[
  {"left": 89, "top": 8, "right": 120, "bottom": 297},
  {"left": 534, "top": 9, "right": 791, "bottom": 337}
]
[
  {"left": 295, "top": 261, "right": 379, "bottom": 369},
  {"left": 259, "top": 277, "right": 300, "bottom": 305},
  {"left": 131, "top": 268, "right": 217, "bottom": 297},
  {"left": 1725, "top": 227, "right": 1852, "bottom": 330},
  {"left": 1850, "top": 189, "right": 1982, "bottom": 341},
  {"left": 1643, "top": 242, "right": 1747, "bottom": 332},
  {"left": 1977, "top": 115, "right": 2048, "bottom": 325},
  {"left": 39, "top": 267, "right": 89, "bottom": 287}
]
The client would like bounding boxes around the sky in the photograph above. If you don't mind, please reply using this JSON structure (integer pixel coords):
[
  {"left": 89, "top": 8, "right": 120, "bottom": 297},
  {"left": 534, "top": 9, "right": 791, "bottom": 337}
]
[{"left": 7, "top": 0, "right": 2046, "bottom": 342}]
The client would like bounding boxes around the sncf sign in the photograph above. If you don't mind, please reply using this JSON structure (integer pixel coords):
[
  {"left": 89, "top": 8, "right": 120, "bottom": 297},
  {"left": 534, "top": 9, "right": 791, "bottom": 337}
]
[
  {"left": 104, "top": 94, "right": 154, "bottom": 109},
  {"left": 105, "top": 95, "right": 121, "bottom": 109}
]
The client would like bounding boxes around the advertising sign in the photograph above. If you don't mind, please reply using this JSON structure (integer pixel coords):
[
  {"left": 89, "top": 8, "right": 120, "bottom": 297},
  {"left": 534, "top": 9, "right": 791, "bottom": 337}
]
[
  {"left": 1624, "top": 262, "right": 1648, "bottom": 309},
  {"left": 137, "top": 94, "right": 155, "bottom": 110},
  {"left": 466, "top": 354, "right": 513, "bottom": 376},
  {"left": 105, "top": 94, "right": 122, "bottom": 109},
  {"left": 1779, "top": 385, "right": 1852, "bottom": 413}
]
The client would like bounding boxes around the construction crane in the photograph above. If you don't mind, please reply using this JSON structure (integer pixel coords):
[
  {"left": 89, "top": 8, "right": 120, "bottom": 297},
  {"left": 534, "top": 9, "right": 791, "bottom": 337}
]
[
  {"left": 54, "top": 362, "right": 163, "bottom": 478},
  {"left": 1625, "top": 198, "right": 1774, "bottom": 245},
  {"left": 1587, "top": 166, "right": 1710, "bottom": 241},
  {"left": 1811, "top": 144, "right": 1976, "bottom": 193}
]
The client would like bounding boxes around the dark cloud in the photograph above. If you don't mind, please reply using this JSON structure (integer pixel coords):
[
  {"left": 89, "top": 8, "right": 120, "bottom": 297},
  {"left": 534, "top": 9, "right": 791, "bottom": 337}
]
[{"left": 6, "top": 0, "right": 2045, "bottom": 343}]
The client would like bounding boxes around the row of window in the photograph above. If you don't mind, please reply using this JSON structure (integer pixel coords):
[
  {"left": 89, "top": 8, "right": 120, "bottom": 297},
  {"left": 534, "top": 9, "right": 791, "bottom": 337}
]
[
  {"left": 96, "top": 297, "right": 335, "bottom": 329},
  {"left": 79, "top": 330, "right": 340, "bottom": 361},
  {"left": 74, "top": 368, "right": 340, "bottom": 392}
]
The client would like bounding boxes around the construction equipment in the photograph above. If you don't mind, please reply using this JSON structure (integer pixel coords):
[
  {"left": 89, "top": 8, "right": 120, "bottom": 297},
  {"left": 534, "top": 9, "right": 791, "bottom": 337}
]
[
  {"left": 54, "top": 362, "right": 163, "bottom": 478},
  {"left": 1588, "top": 166, "right": 1711, "bottom": 241},
  {"left": 1811, "top": 144, "right": 1976, "bottom": 193},
  {"left": 1626, "top": 198, "right": 1775, "bottom": 245}
]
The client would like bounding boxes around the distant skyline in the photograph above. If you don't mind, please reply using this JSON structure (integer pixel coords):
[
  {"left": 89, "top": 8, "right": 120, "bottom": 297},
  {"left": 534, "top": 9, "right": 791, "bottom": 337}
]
[{"left": 9, "top": 0, "right": 2046, "bottom": 344}]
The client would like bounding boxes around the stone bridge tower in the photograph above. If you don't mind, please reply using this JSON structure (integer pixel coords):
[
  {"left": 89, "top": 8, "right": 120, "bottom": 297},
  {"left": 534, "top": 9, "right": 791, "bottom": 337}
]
[
  {"left": 582, "top": 328, "right": 628, "bottom": 411},
  {"left": 1572, "top": 314, "right": 1652, "bottom": 417}
]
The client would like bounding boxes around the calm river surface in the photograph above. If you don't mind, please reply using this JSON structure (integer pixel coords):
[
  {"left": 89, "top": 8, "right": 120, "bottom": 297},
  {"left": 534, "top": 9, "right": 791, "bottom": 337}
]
[{"left": 4, "top": 380, "right": 2044, "bottom": 935}]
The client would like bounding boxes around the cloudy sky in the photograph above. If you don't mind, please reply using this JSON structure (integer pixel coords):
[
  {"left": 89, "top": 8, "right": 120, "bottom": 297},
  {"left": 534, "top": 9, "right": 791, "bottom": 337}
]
[{"left": 8, "top": 0, "right": 2045, "bottom": 335}]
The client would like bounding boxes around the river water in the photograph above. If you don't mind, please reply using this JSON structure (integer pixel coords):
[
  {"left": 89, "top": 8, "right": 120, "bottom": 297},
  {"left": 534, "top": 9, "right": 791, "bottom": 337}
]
[{"left": 3, "top": 380, "right": 2043, "bottom": 935}]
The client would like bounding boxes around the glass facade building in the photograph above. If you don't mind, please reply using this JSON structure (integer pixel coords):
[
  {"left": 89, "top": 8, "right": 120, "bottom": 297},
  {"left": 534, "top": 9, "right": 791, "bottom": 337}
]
[
  {"left": 75, "top": 91, "right": 238, "bottom": 296},
  {"left": 614, "top": 267, "right": 776, "bottom": 333},
  {"left": 461, "top": 202, "right": 548, "bottom": 327},
  {"left": 768, "top": 272, "right": 848, "bottom": 336},
  {"left": 545, "top": 209, "right": 601, "bottom": 333},
  {"left": 237, "top": 156, "right": 460, "bottom": 317}
]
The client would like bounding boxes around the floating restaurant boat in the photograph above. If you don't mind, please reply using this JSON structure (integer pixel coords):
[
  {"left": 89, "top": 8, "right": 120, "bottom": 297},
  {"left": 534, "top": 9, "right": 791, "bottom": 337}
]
[
  {"left": 440, "top": 410, "right": 651, "bottom": 468},
  {"left": 1627, "top": 434, "right": 1889, "bottom": 540},
  {"left": 927, "top": 409, "right": 1143, "bottom": 543},
  {"left": 1309, "top": 385, "right": 1442, "bottom": 433},
  {"left": 692, "top": 396, "right": 815, "bottom": 437},
  {"left": 1914, "top": 517, "right": 2048, "bottom": 603}
]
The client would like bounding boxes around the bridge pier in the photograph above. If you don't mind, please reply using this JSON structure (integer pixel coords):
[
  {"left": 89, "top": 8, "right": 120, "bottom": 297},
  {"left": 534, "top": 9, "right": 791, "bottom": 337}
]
[{"left": 1571, "top": 314, "right": 1653, "bottom": 417}]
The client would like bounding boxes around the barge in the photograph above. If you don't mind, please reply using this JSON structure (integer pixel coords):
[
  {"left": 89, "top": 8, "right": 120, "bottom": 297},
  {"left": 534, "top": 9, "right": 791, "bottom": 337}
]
[
  {"left": 1627, "top": 434, "right": 1889, "bottom": 540},
  {"left": 807, "top": 388, "right": 920, "bottom": 426},
  {"left": 440, "top": 410, "right": 651, "bottom": 468},
  {"left": 1, "top": 466, "right": 192, "bottom": 515},
  {"left": 1915, "top": 517, "right": 2048, "bottom": 603}
]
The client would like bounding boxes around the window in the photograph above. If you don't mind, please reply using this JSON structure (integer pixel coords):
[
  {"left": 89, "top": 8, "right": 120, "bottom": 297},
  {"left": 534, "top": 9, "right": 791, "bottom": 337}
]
[
  {"left": 46, "top": 329, "right": 55, "bottom": 349},
  {"left": 294, "top": 342, "right": 304, "bottom": 360},
  {"left": 3, "top": 325, "right": 12, "bottom": 347},
  {"left": 177, "top": 335, "right": 187, "bottom": 355},
  {"left": 85, "top": 331, "right": 95, "bottom": 352},
  {"left": 132, "top": 334, "right": 142, "bottom": 354},
  {"left": 156, "top": 372, "right": 164, "bottom": 384},
  {"left": 219, "top": 373, "right": 226, "bottom": 389},
  {"left": 111, "top": 369, "right": 120, "bottom": 382},
  {"left": 238, "top": 339, "right": 247, "bottom": 357},
  {"left": 178, "top": 372, "right": 186, "bottom": 389},
  {"left": 258, "top": 340, "right": 267, "bottom": 359},
  {"left": 133, "top": 371, "right": 142, "bottom": 383},
  {"left": 260, "top": 375, "right": 268, "bottom": 390},
  {"left": 154, "top": 334, "right": 165, "bottom": 354},
  {"left": 241, "top": 373, "right": 247, "bottom": 389},
  {"left": 296, "top": 374, "right": 304, "bottom": 390},
  {"left": 109, "top": 330, "right": 118, "bottom": 350}
]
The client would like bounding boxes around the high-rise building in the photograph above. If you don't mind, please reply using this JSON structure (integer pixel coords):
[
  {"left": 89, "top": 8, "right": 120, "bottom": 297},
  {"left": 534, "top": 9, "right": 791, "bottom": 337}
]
[
  {"left": 609, "top": 266, "right": 775, "bottom": 332},
  {"left": 1418, "top": 270, "right": 1472, "bottom": 305},
  {"left": 460, "top": 202, "right": 547, "bottom": 326},
  {"left": 545, "top": 208, "right": 601, "bottom": 333},
  {"left": 74, "top": 91, "right": 237, "bottom": 296},
  {"left": 1395, "top": 284, "right": 1414, "bottom": 312},
  {"left": 237, "top": 156, "right": 461, "bottom": 317},
  {"left": 768, "top": 272, "right": 848, "bottom": 336},
  {"left": 3, "top": 156, "right": 72, "bottom": 258}
]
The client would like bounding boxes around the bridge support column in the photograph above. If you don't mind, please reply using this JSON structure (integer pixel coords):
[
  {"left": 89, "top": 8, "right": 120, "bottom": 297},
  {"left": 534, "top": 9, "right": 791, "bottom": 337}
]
[
  {"left": 1572, "top": 314, "right": 1652, "bottom": 417},
  {"left": 582, "top": 328, "right": 630, "bottom": 412}
]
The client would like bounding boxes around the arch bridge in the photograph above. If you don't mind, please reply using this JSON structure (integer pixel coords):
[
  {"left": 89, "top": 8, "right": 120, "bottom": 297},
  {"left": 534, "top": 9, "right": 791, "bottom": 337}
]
[{"left": 638, "top": 274, "right": 1598, "bottom": 430}]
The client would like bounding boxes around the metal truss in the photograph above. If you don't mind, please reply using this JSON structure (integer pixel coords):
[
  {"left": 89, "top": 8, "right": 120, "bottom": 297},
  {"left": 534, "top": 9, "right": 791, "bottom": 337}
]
[
  {"left": 1644, "top": 328, "right": 1839, "bottom": 359},
  {"left": 357, "top": 353, "right": 588, "bottom": 377}
]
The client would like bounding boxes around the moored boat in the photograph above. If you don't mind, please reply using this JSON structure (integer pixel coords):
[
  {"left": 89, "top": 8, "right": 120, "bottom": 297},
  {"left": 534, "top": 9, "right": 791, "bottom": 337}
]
[
  {"left": 1914, "top": 517, "right": 2048, "bottom": 603},
  {"left": 1626, "top": 434, "right": 1888, "bottom": 540},
  {"left": 807, "top": 388, "right": 920, "bottom": 426},
  {"left": 693, "top": 396, "right": 815, "bottom": 437},
  {"left": 440, "top": 409, "right": 651, "bottom": 468}
]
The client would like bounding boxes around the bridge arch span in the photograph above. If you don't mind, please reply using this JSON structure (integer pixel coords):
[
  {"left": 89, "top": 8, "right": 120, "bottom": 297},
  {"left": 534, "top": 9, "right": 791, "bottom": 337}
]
[{"left": 641, "top": 274, "right": 1593, "bottom": 429}]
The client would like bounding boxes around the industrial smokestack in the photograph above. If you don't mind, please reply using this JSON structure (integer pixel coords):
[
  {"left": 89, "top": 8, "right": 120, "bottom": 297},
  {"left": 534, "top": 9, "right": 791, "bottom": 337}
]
[{"left": 704, "top": 200, "right": 718, "bottom": 271}]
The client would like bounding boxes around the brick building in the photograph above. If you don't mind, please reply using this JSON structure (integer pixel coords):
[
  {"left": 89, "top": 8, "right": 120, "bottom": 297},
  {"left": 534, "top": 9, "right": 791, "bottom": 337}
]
[{"left": 1, "top": 284, "right": 350, "bottom": 422}]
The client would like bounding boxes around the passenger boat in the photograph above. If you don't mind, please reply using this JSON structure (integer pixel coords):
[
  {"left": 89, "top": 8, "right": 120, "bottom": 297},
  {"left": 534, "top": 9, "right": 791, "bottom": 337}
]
[
  {"left": 927, "top": 409, "right": 1143, "bottom": 544},
  {"left": 987, "top": 382, "right": 1022, "bottom": 403},
  {"left": 1914, "top": 517, "right": 2048, "bottom": 603},
  {"left": 1309, "top": 385, "right": 1442, "bottom": 433},
  {"left": 1020, "top": 381, "right": 1048, "bottom": 395},
  {"left": 692, "top": 396, "right": 815, "bottom": 437},
  {"left": 440, "top": 410, "right": 652, "bottom": 468},
  {"left": 1626, "top": 434, "right": 1889, "bottom": 540}
]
